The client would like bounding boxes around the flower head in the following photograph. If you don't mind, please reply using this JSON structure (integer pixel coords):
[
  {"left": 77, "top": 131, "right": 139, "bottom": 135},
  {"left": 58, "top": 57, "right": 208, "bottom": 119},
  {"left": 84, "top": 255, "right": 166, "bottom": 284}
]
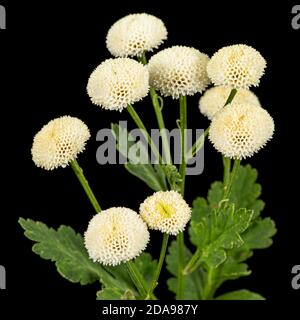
[
  {"left": 139, "top": 191, "right": 191, "bottom": 235},
  {"left": 31, "top": 116, "right": 90, "bottom": 170},
  {"left": 148, "top": 46, "right": 210, "bottom": 99},
  {"left": 207, "top": 44, "right": 266, "bottom": 89},
  {"left": 199, "top": 86, "right": 260, "bottom": 120},
  {"left": 209, "top": 103, "right": 274, "bottom": 159},
  {"left": 84, "top": 207, "right": 149, "bottom": 266},
  {"left": 87, "top": 58, "right": 149, "bottom": 111},
  {"left": 106, "top": 13, "right": 167, "bottom": 57}
]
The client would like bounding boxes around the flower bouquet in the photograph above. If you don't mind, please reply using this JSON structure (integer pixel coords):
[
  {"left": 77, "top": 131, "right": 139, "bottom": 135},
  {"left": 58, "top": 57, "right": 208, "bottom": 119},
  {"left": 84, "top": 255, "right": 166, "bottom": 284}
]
[{"left": 20, "top": 13, "right": 276, "bottom": 300}]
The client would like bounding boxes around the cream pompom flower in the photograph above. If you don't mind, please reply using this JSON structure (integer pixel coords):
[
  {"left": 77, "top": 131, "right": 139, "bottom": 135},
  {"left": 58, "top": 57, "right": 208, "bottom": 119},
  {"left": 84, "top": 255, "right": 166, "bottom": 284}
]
[
  {"left": 209, "top": 103, "right": 274, "bottom": 159},
  {"left": 148, "top": 46, "right": 210, "bottom": 99},
  {"left": 139, "top": 191, "right": 191, "bottom": 235},
  {"left": 199, "top": 86, "right": 260, "bottom": 120},
  {"left": 31, "top": 116, "right": 90, "bottom": 170},
  {"left": 84, "top": 207, "right": 149, "bottom": 266},
  {"left": 106, "top": 13, "right": 167, "bottom": 57},
  {"left": 207, "top": 44, "right": 266, "bottom": 89},
  {"left": 87, "top": 58, "right": 149, "bottom": 112}
]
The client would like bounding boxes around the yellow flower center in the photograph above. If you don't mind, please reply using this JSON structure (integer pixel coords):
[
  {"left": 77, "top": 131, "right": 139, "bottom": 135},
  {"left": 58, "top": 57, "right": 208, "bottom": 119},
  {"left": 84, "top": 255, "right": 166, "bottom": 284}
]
[{"left": 156, "top": 201, "right": 175, "bottom": 218}]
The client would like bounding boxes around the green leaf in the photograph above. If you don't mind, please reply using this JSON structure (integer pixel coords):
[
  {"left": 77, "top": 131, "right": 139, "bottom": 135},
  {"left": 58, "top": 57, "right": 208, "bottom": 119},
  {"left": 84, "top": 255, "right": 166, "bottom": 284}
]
[
  {"left": 134, "top": 253, "right": 157, "bottom": 287},
  {"left": 215, "top": 254, "right": 251, "bottom": 289},
  {"left": 188, "top": 164, "right": 276, "bottom": 298},
  {"left": 207, "top": 182, "right": 223, "bottom": 209},
  {"left": 19, "top": 218, "right": 143, "bottom": 300},
  {"left": 214, "top": 218, "right": 276, "bottom": 289},
  {"left": 216, "top": 289, "right": 265, "bottom": 300},
  {"left": 208, "top": 165, "right": 265, "bottom": 217},
  {"left": 125, "top": 163, "right": 167, "bottom": 191},
  {"left": 191, "top": 197, "right": 211, "bottom": 222},
  {"left": 166, "top": 241, "right": 203, "bottom": 300},
  {"left": 19, "top": 218, "right": 159, "bottom": 300},
  {"left": 112, "top": 122, "right": 167, "bottom": 191},
  {"left": 19, "top": 217, "right": 111, "bottom": 285},
  {"left": 96, "top": 288, "right": 136, "bottom": 300},
  {"left": 241, "top": 218, "right": 277, "bottom": 250},
  {"left": 190, "top": 205, "right": 253, "bottom": 268}
]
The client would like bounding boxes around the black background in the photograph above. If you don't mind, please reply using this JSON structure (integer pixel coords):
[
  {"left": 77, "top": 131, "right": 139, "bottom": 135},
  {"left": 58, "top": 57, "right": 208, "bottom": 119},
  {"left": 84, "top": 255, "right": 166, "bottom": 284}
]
[{"left": 0, "top": 0, "right": 299, "bottom": 316}]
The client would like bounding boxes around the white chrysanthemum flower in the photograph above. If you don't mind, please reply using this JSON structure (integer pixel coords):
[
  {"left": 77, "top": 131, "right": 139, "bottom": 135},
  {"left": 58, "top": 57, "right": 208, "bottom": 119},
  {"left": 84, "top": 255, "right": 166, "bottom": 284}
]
[
  {"left": 106, "top": 13, "right": 167, "bottom": 57},
  {"left": 31, "top": 116, "right": 90, "bottom": 170},
  {"left": 209, "top": 103, "right": 274, "bottom": 159},
  {"left": 87, "top": 58, "right": 149, "bottom": 111},
  {"left": 207, "top": 44, "right": 266, "bottom": 89},
  {"left": 199, "top": 86, "right": 261, "bottom": 120},
  {"left": 84, "top": 207, "right": 149, "bottom": 266},
  {"left": 148, "top": 46, "right": 210, "bottom": 99},
  {"left": 139, "top": 191, "right": 191, "bottom": 235}
]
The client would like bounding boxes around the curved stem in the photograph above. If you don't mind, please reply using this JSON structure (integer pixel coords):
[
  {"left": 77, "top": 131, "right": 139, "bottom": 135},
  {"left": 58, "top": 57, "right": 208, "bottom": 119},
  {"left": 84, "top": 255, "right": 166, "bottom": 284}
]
[
  {"left": 150, "top": 87, "right": 172, "bottom": 164},
  {"left": 183, "top": 248, "right": 202, "bottom": 275},
  {"left": 127, "top": 104, "right": 162, "bottom": 163},
  {"left": 138, "top": 53, "right": 172, "bottom": 164},
  {"left": 146, "top": 234, "right": 169, "bottom": 299},
  {"left": 70, "top": 159, "right": 101, "bottom": 213},
  {"left": 186, "top": 88, "right": 236, "bottom": 161},
  {"left": 187, "top": 127, "right": 210, "bottom": 159}
]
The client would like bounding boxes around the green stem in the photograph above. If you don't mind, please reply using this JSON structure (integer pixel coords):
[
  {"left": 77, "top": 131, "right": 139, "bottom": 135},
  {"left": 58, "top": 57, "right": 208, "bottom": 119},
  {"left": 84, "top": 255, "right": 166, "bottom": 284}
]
[
  {"left": 70, "top": 159, "right": 101, "bottom": 213},
  {"left": 179, "top": 95, "right": 187, "bottom": 195},
  {"left": 138, "top": 52, "right": 147, "bottom": 65},
  {"left": 222, "top": 156, "right": 231, "bottom": 198},
  {"left": 150, "top": 87, "right": 172, "bottom": 164},
  {"left": 176, "top": 95, "right": 188, "bottom": 300},
  {"left": 223, "top": 159, "right": 240, "bottom": 202},
  {"left": 146, "top": 234, "right": 169, "bottom": 299},
  {"left": 127, "top": 104, "right": 162, "bottom": 163},
  {"left": 138, "top": 52, "right": 172, "bottom": 164},
  {"left": 202, "top": 266, "right": 216, "bottom": 300},
  {"left": 183, "top": 248, "right": 202, "bottom": 275},
  {"left": 186, "top": 88, "right": 236, "bottom": 161},
  {"left": 187, "top": 127, "right": 210, "bottom": 159},
  {"left": 203, "top": 160, "right": 239, "bottom": 299},
  {"left": 182, "top": 162, "right": 240, "bottom": 280},
  {"left": 177, "top": 232, "right": 184, "bottom": 299},
  {"left": 183, "top": 88, "right": 239, "bottom": 297},
  {"left": 221, "top": 86, "right": 239, "bottom": 200},
  {"left": 224, "top": 88, "right": 237, "bottom": 105},
  {"left": 125, "top": 260, "right": 148, "bottom": 298}
]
